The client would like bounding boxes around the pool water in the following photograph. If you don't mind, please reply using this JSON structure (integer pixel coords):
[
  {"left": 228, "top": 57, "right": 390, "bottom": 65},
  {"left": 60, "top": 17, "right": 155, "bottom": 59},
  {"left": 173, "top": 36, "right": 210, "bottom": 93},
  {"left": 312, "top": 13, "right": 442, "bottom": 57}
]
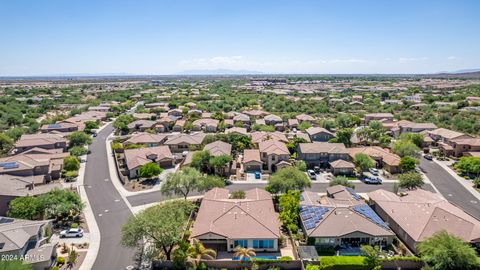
[{"left": 232, "top": 256, "right": 278, "bottom": 261}]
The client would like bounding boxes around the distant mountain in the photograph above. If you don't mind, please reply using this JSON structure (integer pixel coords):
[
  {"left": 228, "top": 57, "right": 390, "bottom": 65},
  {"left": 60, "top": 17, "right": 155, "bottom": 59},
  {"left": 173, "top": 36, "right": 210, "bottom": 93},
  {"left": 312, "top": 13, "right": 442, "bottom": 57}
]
[
  {"left": 429, "top": 69, "right": 480, "bottom": 78},
  {"left": 175, "top": 69, "right": 263, "bottom": 75}
]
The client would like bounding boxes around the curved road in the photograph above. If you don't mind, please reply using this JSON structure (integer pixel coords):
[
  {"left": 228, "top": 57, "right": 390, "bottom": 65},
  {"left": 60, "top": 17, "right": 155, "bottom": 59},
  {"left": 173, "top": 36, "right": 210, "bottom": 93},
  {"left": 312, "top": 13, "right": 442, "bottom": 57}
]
[{"left": 84, "top": 123, "right": 136, "bottom": 270}]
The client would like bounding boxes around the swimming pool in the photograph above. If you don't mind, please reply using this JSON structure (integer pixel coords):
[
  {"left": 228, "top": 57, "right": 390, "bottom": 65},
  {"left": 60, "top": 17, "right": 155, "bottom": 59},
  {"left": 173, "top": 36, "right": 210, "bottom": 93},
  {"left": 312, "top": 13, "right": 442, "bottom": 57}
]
[{"left": 232, "top": 256, "right": 278, "bottom": 261}]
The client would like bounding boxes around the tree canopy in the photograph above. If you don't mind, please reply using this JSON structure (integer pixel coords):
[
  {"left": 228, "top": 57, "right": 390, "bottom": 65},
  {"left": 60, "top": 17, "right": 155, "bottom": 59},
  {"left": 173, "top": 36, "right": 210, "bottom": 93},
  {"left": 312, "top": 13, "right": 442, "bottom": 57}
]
[
  {"left": 279, "top": 190, "right": 300, "bottom": 233},
  {"left": 398, "top": 172, "right": 424, "bottom": 190},
  {"left": 353, "top": 153, "right": 375, "bottom": 173},
  {"left": 139, "top": 162, "right": 163, "bottom": 178},
  {"left": 161, "top": 167, "right": 224, "bottom": 199},
  {"left": 67, "top": 131, "right": 92, "bottom": 147},
  {"left": 399, "top": 156, "right": 417, "bottom": 172},
  {"left": 418, "top": 231, "right": 479, "bottom": 270},
  {"left": 64, "top": 156, "right": 80, "bottom": 171},
  {"left": 121, "top": 200, "right": 195, "bottom": 260},
  {"left": 329, "top": 176, "right": 355, "bottom": 189},
  {"left": 266, "top": 167, "right": 311, "bottom": 194}
]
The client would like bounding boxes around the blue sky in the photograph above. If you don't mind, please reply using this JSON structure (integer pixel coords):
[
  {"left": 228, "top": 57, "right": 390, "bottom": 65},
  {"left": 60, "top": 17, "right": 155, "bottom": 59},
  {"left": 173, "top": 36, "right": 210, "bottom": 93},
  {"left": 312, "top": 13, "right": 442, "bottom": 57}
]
[{"left": 1, "top": 0, "right": 479, "bottom": 75}]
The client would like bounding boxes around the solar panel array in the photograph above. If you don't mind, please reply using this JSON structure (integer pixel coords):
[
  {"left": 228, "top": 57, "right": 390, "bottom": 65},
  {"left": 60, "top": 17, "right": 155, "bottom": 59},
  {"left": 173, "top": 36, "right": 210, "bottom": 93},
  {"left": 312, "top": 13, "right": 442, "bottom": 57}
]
[
  {"left": 0, "top": 162, "right": 19, "bottom": 169},
  {"left": 352, "top": 204, "right": 389, "bottom": 230},
  {"left": 48, "top": 124, "right": 62, "bottom": 129},
  {"left": 299, "top": 205, "right": 330, "bottom": 230},
  {"left": 346, "top": 187, "right": 362, "bottom": 201}
]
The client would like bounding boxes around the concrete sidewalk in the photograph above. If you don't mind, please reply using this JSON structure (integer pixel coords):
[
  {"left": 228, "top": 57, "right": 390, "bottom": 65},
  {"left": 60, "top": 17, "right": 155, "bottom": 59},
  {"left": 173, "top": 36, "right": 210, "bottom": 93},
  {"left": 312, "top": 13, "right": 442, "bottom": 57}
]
[{"left": 434, "top": 159, "right": 480, "bottom": 201}]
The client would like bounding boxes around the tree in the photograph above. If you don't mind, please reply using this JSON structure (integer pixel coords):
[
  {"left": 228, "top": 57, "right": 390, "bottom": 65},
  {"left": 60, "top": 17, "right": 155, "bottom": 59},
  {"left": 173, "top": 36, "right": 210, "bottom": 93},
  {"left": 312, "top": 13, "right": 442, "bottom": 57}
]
[
  {"left": 161, "top": 167, "right": 223, "bottom": 199},
  {"left": 38, "top": 189, "right": 84, "bottom": 219},
  {"left": 113, "top": 114, "right": 134, "bottom": 133},
  {"left": 64, "top": 156, "right": 80, "bottom": 171},
  {"left": 121, "top": 200, "right": 194, "bottom": 260},
  {"left": 399, "top": 133, "right": 424, "bottom": 148},
  {"left": 0, "top": 133, "right": 14, "bottom": 156},
  {"left": 190, "top": 150, "right": 211, "bottom": 173},
  {"left": 266, "top": 167, "right": 311, "bottom": 194},
  {"left": 5, "top": 127, "right": 24, "bottom": 141},
  {"left": 139, "top": 162, "right": 162, "bottom": 179},
  {"left": 84, "top": 120, "right": 99, "bottom": 131},
  {"left": 360, "top": 245, "right": 383, "bottom": 270},
  {"left": 7, "top": 196, "right": 41, "bottom": 220},
  {"left": 294, "top": 160, "right": 307, "bottom": 171},
  {"left": 298, "top": 121, "right": 311, "bottom": 131},
  {"left": 67, "top": 131, "right": 92, "bottom": 147},
  {"left": 230, "top": 190, "right": 246, "bottom": 199},
  {"left": 0, "top": 259, "right": 33, "bottom": 270},
  {"left": 392, "top": 139, "right": 420, "bottom": 158},
  {"left": 455, "top": 157, "right": 480, "bottom": 176},
  {"left": 398, "top": 172, "right": 424, "bottom": 190},
  {"left": 329, "top": 176, "right": 355, "bottom": 189},
  {"left": 399, "top": 156, "right": 417, "bottom": 172},
  {"left": 279, "top": 191, "right": 300, "bottom": 233},
  {"left": 69, "top": 146, "right": 88, "bottom": 156},
  {"left": 209, "top": 154, "right": 232, "bottom": 176},
  {"left": 186, "top": 238, "right": 217, "bottom": 268},
  {"left": 233, "top": 246, "right": 256, "bottom": 261},
  {"left": 418, "top": 231, "right": 479, "bottom": 270},
  {"left": 329, "top": 128, "right": 353, "bottom": 147},
  {"left": 286, "top": 137, "right": 308, "bottom": 155},
  {"left": 353, "top": 153, "right": 375, "bottom": 175}
]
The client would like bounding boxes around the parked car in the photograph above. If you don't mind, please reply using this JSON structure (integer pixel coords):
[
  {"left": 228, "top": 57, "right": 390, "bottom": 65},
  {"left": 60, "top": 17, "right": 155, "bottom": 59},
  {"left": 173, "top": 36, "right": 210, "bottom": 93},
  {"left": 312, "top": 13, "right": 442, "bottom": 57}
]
[
  {"left": 60, "top": 228, "right": 84, "bottom": 238},
  {"left": 363, "top": 176, "right": 382, "bottom": 184},
  {"left": 369, "top": 168, "right": 379, "bottom": 175},
  {"left": 424, "top": 154, "right": 433, "bottom": 160},
  {"left": 254, "top": 171, "right": 261, "bottom": 180},
  {"left": 313, "top": 166, "right": 321, "bottom": 173},
  {"left": 307, "top": 170, "right": 316, "bottom": 180}
]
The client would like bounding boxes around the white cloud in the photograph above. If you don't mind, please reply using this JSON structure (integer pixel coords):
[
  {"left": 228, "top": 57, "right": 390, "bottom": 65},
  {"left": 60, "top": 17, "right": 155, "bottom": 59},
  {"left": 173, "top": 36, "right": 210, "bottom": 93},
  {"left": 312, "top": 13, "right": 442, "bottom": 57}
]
[
  {"left": 397, "top": 57, "right": 428, "bottom": 64},
  {"left": 447, "top": 56, "right": 459, "bottom": 60}
]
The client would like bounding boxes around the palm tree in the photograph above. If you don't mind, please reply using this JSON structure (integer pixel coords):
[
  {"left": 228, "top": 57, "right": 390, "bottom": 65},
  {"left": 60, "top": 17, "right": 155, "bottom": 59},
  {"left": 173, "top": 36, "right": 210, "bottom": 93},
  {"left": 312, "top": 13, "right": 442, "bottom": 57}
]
[
  {"left": 186, "top": 239, "right": 217, "bottom": 268},
  {"left": 233, "top": 246, "right": 256, "bottom": 261}
]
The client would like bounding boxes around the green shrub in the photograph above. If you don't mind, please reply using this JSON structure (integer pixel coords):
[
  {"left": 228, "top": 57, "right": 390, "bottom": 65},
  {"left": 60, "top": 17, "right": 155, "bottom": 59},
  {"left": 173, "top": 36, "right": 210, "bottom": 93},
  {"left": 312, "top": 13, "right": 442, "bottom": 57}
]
[
  {"left": 70, "top": 222, "right": 79, "bottom": 228},
  {"left": 56, "top": 256, "right": 65, "bottom": 264},
  {"left": 279, "top": 256, "right": 293, "bottom": 261},
  {"left": 317, "top": 256, "right": 369, "bottom": 270}
]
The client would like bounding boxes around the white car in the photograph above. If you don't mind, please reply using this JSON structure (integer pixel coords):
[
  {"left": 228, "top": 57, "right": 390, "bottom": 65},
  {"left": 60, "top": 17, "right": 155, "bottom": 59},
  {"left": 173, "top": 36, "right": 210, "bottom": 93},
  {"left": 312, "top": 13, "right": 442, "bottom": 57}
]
[
  {"left": 60, "top": 228, "right": 84, "bottom": 238},
  {"left": 307, "top": 170, "right": 316, "bottom": 180},
  {"left": 369, "top": 168, "right": 379, "bottom": 175}
]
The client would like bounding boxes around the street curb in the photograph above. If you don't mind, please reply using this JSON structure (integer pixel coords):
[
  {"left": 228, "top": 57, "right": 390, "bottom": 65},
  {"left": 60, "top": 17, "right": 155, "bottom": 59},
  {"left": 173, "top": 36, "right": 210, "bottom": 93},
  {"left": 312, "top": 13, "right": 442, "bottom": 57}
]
[{"left": 433, "top": 159, "right": 480, "bottom": 201}]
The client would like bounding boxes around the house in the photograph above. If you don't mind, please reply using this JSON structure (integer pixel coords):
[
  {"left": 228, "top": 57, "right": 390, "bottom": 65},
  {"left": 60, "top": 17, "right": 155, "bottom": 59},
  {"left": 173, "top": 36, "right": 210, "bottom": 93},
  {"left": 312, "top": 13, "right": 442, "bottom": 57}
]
[
  {"left": 168, "top": 108, "right": 183, "bottom": 117},
  {"left": 64, "top": 111, "right": 107, "bottom": 127},
  {"left": 242, "top": 109, "right": 269, "bottom": 118},
  {"left": 348, "top": 147, "right": 400, "bottom": 174},
  {"left": 300, "top": 187, "right": 394, "bottom": 249},
  {"left": 287, "top": 119, "right": 299, "bottom": 129},
  {"left": 204, "top": 141, "right": 232, "bottom": 157},
  {"left": 192, "top": 118, "right": 219, "bottom": 133},
  {"left": 259, "top": 140, "right": 290, "bottom": 172},
  {"left": 155, "top": 116, "right": 175, "bottom": 132},
  {"left": 127, "top": 120, "right": 157, "bottom": 132},
  {"left": 0, "top": 148, "right": 69, "bottom": 181},
  {"left": 448, "top": 138, "right": 480, "bottom": 157},
  {"left": 14, "top": 133, "right": 67, "bottom": 154},
  {"left": 39, "top": 121, "right": 79, "bottom": 133},
  {"left": 251, "top": 131, "right": 288, "bottom": 144},
  {"left": 191, "top": 188, "right": 280, "bottom": 252},
  {"left": 466, "top": 96, "right": 480, "bottom": 104},
  {"left": 164, "top": 132, "right": 207, "bottom": 153},
  {"left": 225, "top": 127, "right": 249, "bottom": 137},
  {"left": 0, "top": 174, "right": 62, "bottom": 215},
  {"left": 242, "top": 149, "right": 262, "bottom": 172},
  {"left": 330, "top": 159, "right": 355, "bottom": 176},
  {"left": 88, "top": 106, "right": 110, "bottom": 112},
  {"left": 0, "top": 217, "right": 57, "bottom": 270},
  {"left": 428, "top": 128, "right": 472, "bottom": 144},
  {"left": 306, "top": 127, "right": 335, "bottom": 142},
  {"left": 297, "top": 142, "right": 349, "bottom": 168},
  {"left": 383, "top": 120, "right": 437, "bottom": 137},
  {"left": 368, "top": 189, "right": 480, "bottom": 254},
  {"left": 223, "top": 119, "right": 234, "bottom": 128},
  {"left": 124, "top": 146, "right": 174, "bottom": 178},
  {"left": 172, "top": 119, "right": 186, "bottom": 132},
  {"left": 352, "top": 95, "right": 363, "bottom": 102},
  {"left": 133, "top": 113, "right": 156, "bottom": 120},
  {"left": 296, "top": 113, "right": 316, "bottom": 123},
  {"left": 233, "top": 113, "right": 251, "bottom": 126},
  {"left": 264, "top": 114, "right": 283, "bottom": 125},
  {"left": 123, "top": 133, "right": 168, "bottom": 147},
  {"left": 364, "top": 113, "right": 394, "bottom": 124}
]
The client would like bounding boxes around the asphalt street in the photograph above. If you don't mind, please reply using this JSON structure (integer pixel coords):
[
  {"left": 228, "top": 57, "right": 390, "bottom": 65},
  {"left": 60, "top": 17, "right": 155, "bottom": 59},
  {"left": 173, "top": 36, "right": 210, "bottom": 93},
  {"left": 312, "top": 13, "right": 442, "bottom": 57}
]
[
  {"left": 84, "top": 123, "right": 136, "bottom": 270},
  {"left": 126, "top": 181, "right": 436, "bottom": 207},
  {"left": 420, "top": 158, "right": 480, "bottom": 220}
]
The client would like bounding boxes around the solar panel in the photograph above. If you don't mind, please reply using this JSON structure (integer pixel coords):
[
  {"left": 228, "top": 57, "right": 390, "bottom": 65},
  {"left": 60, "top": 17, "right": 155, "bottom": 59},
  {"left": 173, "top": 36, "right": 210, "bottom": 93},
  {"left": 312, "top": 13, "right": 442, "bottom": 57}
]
[
  {"left": 48, "top": 124, "right": 62, "bottom": 128},
  {"left": 300, "top": 205, "right": 331, "bottom": 230},
  {"left": 0, "top": 162, "right": 19, "bottom": 169},
  {"left": 352, "top": 205, "right": 389, "bottom": 229},
  {"left": 346, "top": 187, "right": 362, "bottom": 200}
]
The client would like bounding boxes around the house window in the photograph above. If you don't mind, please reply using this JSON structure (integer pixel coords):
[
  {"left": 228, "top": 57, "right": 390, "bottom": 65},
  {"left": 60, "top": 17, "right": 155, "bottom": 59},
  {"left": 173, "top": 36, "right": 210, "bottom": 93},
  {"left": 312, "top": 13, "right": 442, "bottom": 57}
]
[
  {"left": 253, "top": 240, "right": 274, "bottom": 249},
  {"left": 234, "top": 240, "right": 248, "bottom": 248}
]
